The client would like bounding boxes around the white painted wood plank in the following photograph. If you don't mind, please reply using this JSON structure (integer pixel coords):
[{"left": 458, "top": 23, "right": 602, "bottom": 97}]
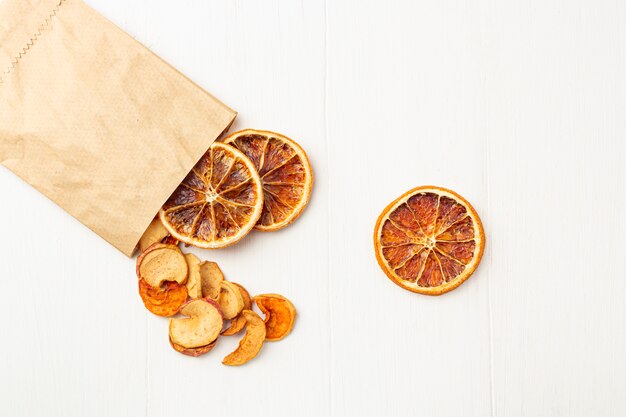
[
  {"left": 478, "top": 1, "right": 626, "bottom": 416},
  {"left": 327, "top": 1, "right": 492, "bottom": 416},
  {"left": 3, "top": 0, "right": 626, "bottom": 416},
  {"left": 0, "top": 162, "right": 147, "bottom": 417}
]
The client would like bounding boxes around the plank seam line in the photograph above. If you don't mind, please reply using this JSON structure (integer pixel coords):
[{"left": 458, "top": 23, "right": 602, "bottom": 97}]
[
  {"left": 324, "top": 0, "right": 333, "bottom": 415},
  {"left": 485, "top": 107, "right": 495, "bottom": 417}
]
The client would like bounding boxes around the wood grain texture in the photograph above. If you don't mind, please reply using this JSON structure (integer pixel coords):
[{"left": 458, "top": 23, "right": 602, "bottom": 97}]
[
  {"left": 0, "top": 0, "right": 625, "bottom": 416},
  {"left": 326, "top": 1, "right": 492, "bottom": 416}
]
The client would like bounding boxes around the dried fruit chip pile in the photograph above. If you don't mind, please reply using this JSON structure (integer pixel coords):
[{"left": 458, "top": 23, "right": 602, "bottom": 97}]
[
  {"left": 135, "top": 130, "right": 308, "bottom": 365},
  {"left": 137, "top": 242, "right": 296, "bottom": 365},
  {"left": 134, "top": 129, "right": 486, "bottom": 366}
]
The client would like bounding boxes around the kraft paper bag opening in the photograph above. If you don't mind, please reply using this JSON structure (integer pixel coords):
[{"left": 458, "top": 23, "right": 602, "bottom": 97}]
[{"left": 0, "top": 0, "right": 237, "bottom": 256}]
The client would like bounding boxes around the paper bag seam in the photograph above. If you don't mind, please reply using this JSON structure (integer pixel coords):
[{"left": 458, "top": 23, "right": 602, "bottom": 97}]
[{"left": 0, "top": 0, "right": 65, "bottom": 86}]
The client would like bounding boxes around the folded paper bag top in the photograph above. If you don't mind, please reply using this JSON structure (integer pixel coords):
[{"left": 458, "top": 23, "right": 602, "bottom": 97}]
[{"left": 0, "top": 0, "right": 237, "bottom": 256}]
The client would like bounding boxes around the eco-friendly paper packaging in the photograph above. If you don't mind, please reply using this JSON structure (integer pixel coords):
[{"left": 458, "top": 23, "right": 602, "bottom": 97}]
[{"left": 0, "top": 0, "right": 237, "bottom": 256}]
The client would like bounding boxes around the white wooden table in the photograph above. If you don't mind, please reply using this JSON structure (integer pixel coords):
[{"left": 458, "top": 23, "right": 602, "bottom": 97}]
[{"left": 1, "top": 1, "right": 625, "bottom": 416}]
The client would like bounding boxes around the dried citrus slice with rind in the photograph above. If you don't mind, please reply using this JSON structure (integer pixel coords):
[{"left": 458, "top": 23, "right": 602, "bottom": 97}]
[
  {"left": 223, "top": 129, "right": 313, "bottom": 231},
  {"left": 159, "top": 142, "right": 264, "bottom": 249},
  {"left": 373, "top": 186, "right": 485, "bottom": 295}
]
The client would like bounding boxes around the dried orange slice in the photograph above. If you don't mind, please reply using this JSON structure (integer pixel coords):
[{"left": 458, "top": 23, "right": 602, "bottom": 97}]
[
  {"left": 373, "top": 186, "right": 485, "bottom": 295},
  {"left": 223, "top": 129, "right": 313, "bottom": 231},
  {"left": 159, "top": 142, "right": 264, "bottom": 248}
]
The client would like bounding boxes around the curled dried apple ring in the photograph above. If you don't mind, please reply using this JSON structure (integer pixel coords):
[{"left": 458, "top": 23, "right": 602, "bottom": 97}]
[
  {"left": 139, "top": 219, "right": 170, "bottom": 253},
  {"left": 138, "top": 279, "right": 188, "bottom": 317},
  {"left": 253, "top": 293, "right": 296, "bottom": 341},
  {"left": 169, "top": 299, "right": 224, "bottom": 349},
  {"left": 217, "top": 281, "right": 244, "bottom": 319},
  {"left": 198, "top": 261, "right": 224, "bottom": 300},
  {"left": 169, "top": 338, "right": 217, "bottom": 357},
  {"left": 136, "top": 243, "right": 188, "bottom": 287},
  {"left": 184, "top": 253, "right": 202, "bottom": 299},
  {"left": 222, "top": 282, "right": 252, "bottom": 336},
  {"left": 222, "top": 310, "right": 266, "bottom": 366}
]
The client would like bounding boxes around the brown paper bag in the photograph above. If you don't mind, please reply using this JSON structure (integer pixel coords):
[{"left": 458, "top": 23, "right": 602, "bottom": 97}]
[{"left": 0, "top": 0, "right": 236, "bottom": 256}]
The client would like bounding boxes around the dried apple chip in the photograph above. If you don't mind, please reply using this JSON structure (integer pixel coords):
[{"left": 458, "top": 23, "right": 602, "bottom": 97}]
[
  {"left": 222, "top": 310, "right": 266, "bottom": 366},
  {"left": 217, "top": 281, "right": 245, "bottom": 319},
  {"left": 137, "top": 243, "right": 188, "bottom": 287},
  {"left": 138, "top": 279, "right": 188, "bottom": 317},
  {"left": 184, "top": 253, "right": 203, "bottom": 299},
  {"left": 169, "top": 299, "right": 223, "bottom": 349},
  {"left": 198, "top": 261, "right": 224, "bottom": 300},
  {"left": 139, "top": 219, "right": 170, "bottom": 253},
  {"left": 253, "top": 293, "right": 296, "bottom": 341},
  {"left": 222, "top": 283, "right": 252, "bottom": 336},
  {"left": 169, "top": 338, "right": 217, "bottom": 357}
]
